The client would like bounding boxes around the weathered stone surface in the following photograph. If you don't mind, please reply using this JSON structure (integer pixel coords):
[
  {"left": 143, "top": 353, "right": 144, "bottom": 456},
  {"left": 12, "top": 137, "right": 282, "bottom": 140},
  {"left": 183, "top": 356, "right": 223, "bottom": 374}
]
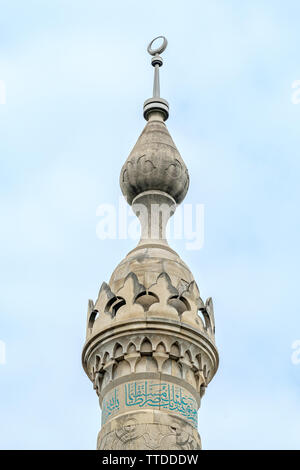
[
  {"left": 120, "top": 113, "right": 189, "bottom": 205},
  {"left": 97, "top": 411, "right": 202, "bottom": 450}
]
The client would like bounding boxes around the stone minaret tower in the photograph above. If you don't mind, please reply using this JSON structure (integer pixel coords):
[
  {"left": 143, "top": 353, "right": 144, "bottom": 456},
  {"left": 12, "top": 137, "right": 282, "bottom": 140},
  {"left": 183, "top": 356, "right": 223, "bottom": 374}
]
[{"left": 82, "top": 36, "right": 218, "bottom": 450}]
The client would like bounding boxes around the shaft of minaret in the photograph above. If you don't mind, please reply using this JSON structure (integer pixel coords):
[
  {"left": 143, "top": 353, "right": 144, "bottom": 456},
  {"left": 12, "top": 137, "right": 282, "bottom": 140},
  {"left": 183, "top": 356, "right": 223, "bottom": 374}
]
[{"left": 82, "top": 36, "right": 219, "bottom": 450}]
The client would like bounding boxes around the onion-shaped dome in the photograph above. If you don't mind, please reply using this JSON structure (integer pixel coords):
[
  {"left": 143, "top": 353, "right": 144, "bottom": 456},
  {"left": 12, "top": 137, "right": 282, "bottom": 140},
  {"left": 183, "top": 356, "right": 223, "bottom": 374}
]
[{"left": 120, "top": 115, "right": 189, "bottom": 205}]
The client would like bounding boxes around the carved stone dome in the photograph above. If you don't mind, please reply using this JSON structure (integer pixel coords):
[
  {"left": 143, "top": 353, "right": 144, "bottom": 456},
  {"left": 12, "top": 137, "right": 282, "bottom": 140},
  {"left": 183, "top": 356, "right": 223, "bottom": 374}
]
[{"left": 120, "top": 113, "right": 189, "bottom": 205}]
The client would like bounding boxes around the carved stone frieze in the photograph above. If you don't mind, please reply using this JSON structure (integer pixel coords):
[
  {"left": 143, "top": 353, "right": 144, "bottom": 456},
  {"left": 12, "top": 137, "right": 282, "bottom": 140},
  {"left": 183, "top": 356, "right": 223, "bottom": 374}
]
[{"left": 97, "top": 412, "right": 201, "bottom": 450}]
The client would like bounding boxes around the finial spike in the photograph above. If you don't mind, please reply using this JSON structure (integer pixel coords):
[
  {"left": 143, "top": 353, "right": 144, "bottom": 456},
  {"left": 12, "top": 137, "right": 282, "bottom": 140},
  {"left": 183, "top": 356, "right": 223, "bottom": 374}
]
[{"left": 143, "top": 36, "right": 169, "bottom": 121}]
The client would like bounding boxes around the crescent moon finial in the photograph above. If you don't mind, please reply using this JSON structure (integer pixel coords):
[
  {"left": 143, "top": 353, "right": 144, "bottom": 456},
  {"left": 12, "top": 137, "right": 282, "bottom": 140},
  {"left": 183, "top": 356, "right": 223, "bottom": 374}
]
[
  {"left": 143, "top": 36, "right": 169, "bottom": 121},
  {"left": 147, "top": 36, "right": 168, "bottom": 56}
]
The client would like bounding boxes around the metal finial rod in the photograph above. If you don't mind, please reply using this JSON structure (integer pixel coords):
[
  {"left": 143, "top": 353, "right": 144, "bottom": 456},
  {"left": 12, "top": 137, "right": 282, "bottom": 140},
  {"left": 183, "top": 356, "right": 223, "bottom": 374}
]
[
  {"left": 143, "top": 36, "right": 169, "bottom": 121},
  {"left": 147, "top": 36, "right": 168, "bottom": 99},
  {"left": 153, "top": 64, "right": 160, "bottom": 98}
]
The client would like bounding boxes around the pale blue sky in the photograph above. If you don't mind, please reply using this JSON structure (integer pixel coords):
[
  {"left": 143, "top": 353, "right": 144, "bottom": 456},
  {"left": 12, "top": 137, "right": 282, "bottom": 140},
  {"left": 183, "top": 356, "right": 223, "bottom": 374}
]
[{"left": 0, "top": 0, "right": 300, "bottom": 449}]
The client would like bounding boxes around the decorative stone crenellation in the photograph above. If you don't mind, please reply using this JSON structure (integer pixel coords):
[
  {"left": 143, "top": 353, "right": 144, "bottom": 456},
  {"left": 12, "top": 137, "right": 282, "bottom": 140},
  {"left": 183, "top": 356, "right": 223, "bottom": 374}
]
[{"left": 86, "top": 271, "right": 215, "bottom": 340}]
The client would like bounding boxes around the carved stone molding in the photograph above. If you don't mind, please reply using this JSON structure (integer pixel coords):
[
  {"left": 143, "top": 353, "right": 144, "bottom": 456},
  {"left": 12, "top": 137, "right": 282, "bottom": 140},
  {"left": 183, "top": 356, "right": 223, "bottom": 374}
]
[{"left": 85, "top": 330, "right": 216, "bottom": 401}]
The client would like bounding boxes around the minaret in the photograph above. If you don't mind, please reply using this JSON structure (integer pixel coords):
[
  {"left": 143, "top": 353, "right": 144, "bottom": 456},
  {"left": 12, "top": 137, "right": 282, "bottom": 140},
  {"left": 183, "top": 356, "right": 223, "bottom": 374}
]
[{"left": 82, "top": 36, "right": 219, "bottom": 450}]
